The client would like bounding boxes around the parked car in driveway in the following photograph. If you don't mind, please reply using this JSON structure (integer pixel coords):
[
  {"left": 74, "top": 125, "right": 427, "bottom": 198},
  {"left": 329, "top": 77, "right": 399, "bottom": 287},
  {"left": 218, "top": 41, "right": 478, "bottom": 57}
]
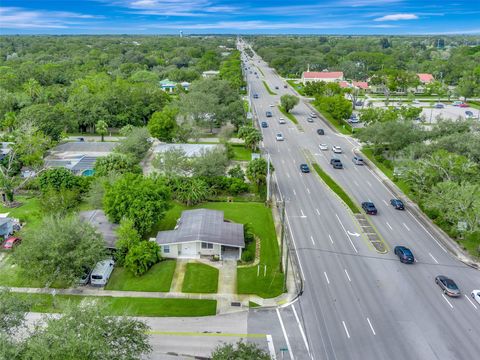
[
  {"left": 330, "top": 158, "right": 343, "bottom": 169},
  {"left": 300, "top": 164, "right": 310, "bottom": 173},
  {"left": 319, "top": 144, "right": 328, "bottom": 151},
  {"left": 261, "top": 121, "right": 268, "bottom": 128},
  {"left": 472, "top": 290, "right": 480, "bottom": 305},
  {"left": 2, "top": 236, "right": 21, "bottom": 250},
  {"left": 352, "top": 156, "right": 364, "bottom": 165},
  {"left": 362, "top": 202, "right": 377, "bottom": 215},
  {"left": 394, "top": 246, "right": 414, "bottom": 264},
  {"left": 276, "top": 133, "right": 284, "bottom": 141},
  {"left": 332, "top": 146, "right": 342, "bottom": 154},
  {"left": 390, "top": 199, "right": 405, "bottom": 210},
  {"left": 435, "top": 275, "right": 461, "bottom": 297},
  {"left": 317, "top": 128, "right": 324, "bottom": 135}
]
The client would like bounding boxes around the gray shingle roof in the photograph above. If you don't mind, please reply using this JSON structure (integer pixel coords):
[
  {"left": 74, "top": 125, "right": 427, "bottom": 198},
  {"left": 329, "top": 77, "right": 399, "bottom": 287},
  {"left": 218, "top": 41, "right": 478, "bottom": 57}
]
[
  {"left": 156, "top": 209, "right": 245, "bottom": 248},
  {"left": 79, "top": 210, "right": 118, "bottom": 249},
  {"left": 54, "top": 142, "right": 117, "bottom": 153}
]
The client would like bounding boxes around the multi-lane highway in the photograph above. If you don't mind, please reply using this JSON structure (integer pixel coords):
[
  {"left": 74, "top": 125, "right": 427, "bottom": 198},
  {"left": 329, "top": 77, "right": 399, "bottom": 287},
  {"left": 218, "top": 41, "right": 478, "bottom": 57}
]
[{"left": 240, "top": 40, "right": 480, "bottom": 360}]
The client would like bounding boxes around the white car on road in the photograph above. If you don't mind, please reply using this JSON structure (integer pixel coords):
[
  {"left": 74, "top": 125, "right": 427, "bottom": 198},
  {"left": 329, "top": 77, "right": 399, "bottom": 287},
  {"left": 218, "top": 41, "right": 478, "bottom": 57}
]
[
  {"left": 278, "top": 117, "right": 286, "bottom": 124},
  {"left": 269, "top": 104, "right": 274, "bottom": 107},
  {"left": 472, "top": 290, "right": 480, "bottom": 305},
  {"left": 276, "top": 133, "right": 284, "bottom": 141},
  {"left": 332, "top": 146, "right": 342, "bottom": 154},
  {"left": 319, "top": 144, "right": 328, "bottom": 151}
]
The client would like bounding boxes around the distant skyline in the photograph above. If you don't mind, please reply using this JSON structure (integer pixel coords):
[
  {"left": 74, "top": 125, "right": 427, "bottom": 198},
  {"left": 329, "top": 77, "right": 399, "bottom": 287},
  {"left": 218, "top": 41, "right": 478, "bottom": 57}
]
[{"left": 1, "top": 0, "right": 479, "bottom": 35}]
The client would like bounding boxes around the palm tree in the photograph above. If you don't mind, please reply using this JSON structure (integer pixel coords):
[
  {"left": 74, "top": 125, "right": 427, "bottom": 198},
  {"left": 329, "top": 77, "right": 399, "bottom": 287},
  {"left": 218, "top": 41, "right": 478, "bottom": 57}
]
[{"left": 96, "top": 120, "right": 108, "bottom": 142}]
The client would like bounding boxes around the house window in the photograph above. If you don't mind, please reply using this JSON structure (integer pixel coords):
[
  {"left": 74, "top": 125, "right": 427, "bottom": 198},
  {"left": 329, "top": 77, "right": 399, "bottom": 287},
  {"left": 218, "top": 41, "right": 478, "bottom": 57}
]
[
  {"left": 163, "top": 245, "right": 170, "bottom": 254},
  {"left": 201, "top": 242, "right": 213, "bottom": 249}
]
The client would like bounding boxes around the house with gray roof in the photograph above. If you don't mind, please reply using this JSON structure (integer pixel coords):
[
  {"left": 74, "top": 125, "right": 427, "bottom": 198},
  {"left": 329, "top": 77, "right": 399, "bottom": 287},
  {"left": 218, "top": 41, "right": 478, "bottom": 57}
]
[
  {"left": 79, "top": 210, "right": 118, "bottom": 250},
  {"left": 155, "top": 209, "right": 244, "bottom": 260}
]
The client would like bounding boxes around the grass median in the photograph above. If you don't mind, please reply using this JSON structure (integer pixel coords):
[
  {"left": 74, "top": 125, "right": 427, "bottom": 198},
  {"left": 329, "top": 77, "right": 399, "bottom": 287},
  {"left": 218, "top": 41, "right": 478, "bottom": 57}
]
[
  {"left": 262, "top": 81, "right": 277, "bottom": 95},
  {"left": 312, "top": 106, "right": 352, "bottom": 135},
  {"left": 312, "top": 163, "right": 360, "bottom": 214},
  {"left": 278, "top": 106, "right": 298, "bottom": 124}
]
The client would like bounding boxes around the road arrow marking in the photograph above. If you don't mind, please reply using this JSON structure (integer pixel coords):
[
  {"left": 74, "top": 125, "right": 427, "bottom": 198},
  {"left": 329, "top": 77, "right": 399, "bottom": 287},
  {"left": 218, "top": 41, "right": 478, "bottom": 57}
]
[{"left": 347, "top": 231, "right": 360, "bottom": 237}]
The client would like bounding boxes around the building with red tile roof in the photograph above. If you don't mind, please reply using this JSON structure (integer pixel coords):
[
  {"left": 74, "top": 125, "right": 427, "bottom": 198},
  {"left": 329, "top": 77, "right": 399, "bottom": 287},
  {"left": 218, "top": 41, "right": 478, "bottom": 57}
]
[
  {"left": 301, "top": 71, "right": 344, "bottom": 84},
  {"left": 417, "top": 73, "right": 434, "bottom": 84}
]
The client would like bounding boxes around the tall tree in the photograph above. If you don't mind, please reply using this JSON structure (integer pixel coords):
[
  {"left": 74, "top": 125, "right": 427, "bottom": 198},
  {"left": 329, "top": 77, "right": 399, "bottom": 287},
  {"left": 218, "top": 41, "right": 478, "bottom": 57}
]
[
  {"left": 280, "top": 94, "right": 299, "bottom": 113},
  {"left": 96, "top": 120, "right": 108, "bottom": 142},
  {"left": 13, "top": 215, "right": 106, "bottom": 286},
  {"left": 147, "top": 107, "right": 178, "bottom": 142}
]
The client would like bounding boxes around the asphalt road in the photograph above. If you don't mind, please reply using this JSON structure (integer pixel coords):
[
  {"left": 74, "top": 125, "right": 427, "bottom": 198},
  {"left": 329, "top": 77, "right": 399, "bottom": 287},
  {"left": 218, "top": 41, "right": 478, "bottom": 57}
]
[{"left": 239, "top": 40, "right": 480, "bottom": 360}]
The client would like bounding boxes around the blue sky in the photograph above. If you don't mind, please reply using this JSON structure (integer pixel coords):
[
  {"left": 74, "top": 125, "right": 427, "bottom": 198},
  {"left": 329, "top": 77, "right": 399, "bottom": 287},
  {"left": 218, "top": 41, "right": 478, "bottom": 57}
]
[{"left": 0, "top": 0, "right": 479, "bottom": 35}]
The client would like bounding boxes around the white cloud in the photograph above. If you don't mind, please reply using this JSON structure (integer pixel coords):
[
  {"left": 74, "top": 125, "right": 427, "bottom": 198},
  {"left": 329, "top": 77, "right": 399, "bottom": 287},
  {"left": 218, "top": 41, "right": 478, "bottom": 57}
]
[
  {"left": 0, "top": 7, "right": 102, "bottom": 29},
  {"left": 374, "top": 13, "right": 418, "bottom": 21}
]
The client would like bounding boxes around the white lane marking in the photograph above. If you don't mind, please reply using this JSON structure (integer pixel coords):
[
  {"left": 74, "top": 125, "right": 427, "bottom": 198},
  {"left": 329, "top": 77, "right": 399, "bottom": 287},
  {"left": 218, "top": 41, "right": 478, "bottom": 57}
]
[
  {"left": 366, "top": 181, "right": 372, "bottom": 188},
  {"left": 383, "top": 200, "right": 389, "bottom": 206},
  {"left": 335, "top": 214, "right": 358, "bottom": 253},
  {"left": 287, "top": 173, "right": 291, "bottom": 178},
  {"left": 353, "top": 180, "right": 359, "bottom": 187},
  {"left": 300, "top": 209, "right": 305, "bottom": 218},
  {"left": 367, "top": 318, "right": 376, "bottom": 335},
  {"left": 465, "top": 294, "right": 478, "bottom": 310},
  {"left": 328, "top": 234, "right": 334, "bottom": 244},
  {"left": 316, "top": 208, "right": 320, "bottom": 215},
  {"left": 293, "top": 189, "right": 297, "bottom": 196},
  {"left": 354, "top": 166, "right": 359, "bottom": 173},
  {"left": 291, "top": 304, "right": 311, "bottom": 356},
  {"left": 276, "top": 309, "right": 295, "bottom": 360},
  {"left": 429, "top": 253, "right": 439, "bottom": 264},
  {"left": 442, "top": 294, "right": 454, "bottom": 309},
  {"left": 266, "top": 335, "right": 277, "bottom": 360},
  {"left": 402, "top": 223, "right": 410, "bottom": 231},
  {"left": 406, "top": 210, "right": 447, "bottom": 253},
  {"left": 310, "top": 236, "right": 315, "bottom": 245},
  {"left": 344, "top": 269, "right": 351, "bottom": 282},
  {"left": 306, "top": 188, "right": 311, "bottom": 194},
  {"left": 285, "top": 210, "right": 306, "bottom": 281},
  {"left": 386, "top": 222, "right": 393, "bottom": 230},
  {"left": 342, "top": 321, "right": 351, "bottom": 339},
  {"left": 324, "top": 272, "right": 330, "bottom": 284}
]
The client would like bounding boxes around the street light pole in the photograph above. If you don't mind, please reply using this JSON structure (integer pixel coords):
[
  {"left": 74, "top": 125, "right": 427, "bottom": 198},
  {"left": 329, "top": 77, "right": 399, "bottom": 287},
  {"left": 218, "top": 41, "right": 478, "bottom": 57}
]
[{"left": 266, "top": 152, "right": 271, "bottom": 203}]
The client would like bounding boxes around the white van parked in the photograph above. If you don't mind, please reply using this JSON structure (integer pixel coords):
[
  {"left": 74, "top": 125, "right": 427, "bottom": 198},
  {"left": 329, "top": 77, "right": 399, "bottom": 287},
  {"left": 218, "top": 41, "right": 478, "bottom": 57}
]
[{"left": 90, "top": 259, "right": 115, "bottom": 287}]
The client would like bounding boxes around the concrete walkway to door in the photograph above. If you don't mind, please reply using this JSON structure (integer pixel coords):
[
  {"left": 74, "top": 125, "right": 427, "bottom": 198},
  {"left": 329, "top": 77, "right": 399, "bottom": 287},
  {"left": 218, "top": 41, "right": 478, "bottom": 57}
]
[{"left": 169, "top": 259, "right": 188, "bottom": 293}]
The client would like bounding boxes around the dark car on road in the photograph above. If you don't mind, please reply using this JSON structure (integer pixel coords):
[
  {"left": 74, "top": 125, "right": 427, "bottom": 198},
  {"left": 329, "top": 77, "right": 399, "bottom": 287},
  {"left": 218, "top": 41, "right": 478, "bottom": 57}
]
[
  {"left": 253, "top": 94, "right": 259, "bottom": 99},
  {"left": 284, "top": 85, "right": 288, "bottom": 88},
  {"left": 300, "top": 164, "right": 310, "bottom": 173},
  {"left": 435, "top": 275, "right": 461, "bottom": 297},
  {"left": 317, "top": 129, "right": 324, "bottom": 135},
  {"left": 330, "top": 158, "right": 343, "bottom": 169},
  {"left": 261, "top": 121, "right": 268, "bottom": 128},
  {"left": 266, "top": 111, "right": 272, "bottom": 117},
  {"left": 275, "top": 86, "right": 279, "bottom": 90},
  {"left": 390, "top": 199, "right": 405, "bottom": 210},
  {"left": 362, "top": 202, "right": 377, "bottom": 215},
  {"left": 394, "top": 246, "right": 414, "bottom": 264}
]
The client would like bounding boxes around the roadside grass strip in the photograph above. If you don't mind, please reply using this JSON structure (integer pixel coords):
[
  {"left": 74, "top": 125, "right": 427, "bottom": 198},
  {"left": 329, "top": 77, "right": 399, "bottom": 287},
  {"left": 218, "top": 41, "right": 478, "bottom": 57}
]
[
  {"left": 311, "top": 163, "right": 361, "bottom": 214},
  {"left": 232, "top": 144, "right": 253, "bottom": 161},
  {"left": 263, "top": 81, "right": 277, "bottom": 95},
  {"left": 10, "top": 293, "right": 217, "bottom": 317},
  {"left": 312, "top": 106, "right": 352, "bottom": 135},
  {"left": 278, "top": 106, "right": 298, "bottom": 125},
  {"left": 182, "top": 262, "right": 219, "bottom": 294},
  {"left": 256, "top": 66, "right": 265, "bottom": 77}
]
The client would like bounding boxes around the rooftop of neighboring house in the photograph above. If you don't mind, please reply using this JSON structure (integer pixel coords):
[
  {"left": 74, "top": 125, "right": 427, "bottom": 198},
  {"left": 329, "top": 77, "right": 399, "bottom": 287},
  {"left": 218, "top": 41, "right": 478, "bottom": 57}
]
[
  {"left": 417, "top": 73, "right": 434, "bottom": 83},
  {"left": 302, "top": 71, "right": 344, "bottom": 79}
]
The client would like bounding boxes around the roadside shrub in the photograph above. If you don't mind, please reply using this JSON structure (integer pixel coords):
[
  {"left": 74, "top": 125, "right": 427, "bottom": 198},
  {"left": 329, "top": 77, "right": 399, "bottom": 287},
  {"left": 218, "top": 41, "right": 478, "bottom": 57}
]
[
  {"left": 124, "top": 241, "right": 161, "bottom": 276},
  {"left": 228, "top": 178, "right": 249, "bottom": 195},
  {"left": 241, "top": 249, "right": 254, "bottom": 262}
]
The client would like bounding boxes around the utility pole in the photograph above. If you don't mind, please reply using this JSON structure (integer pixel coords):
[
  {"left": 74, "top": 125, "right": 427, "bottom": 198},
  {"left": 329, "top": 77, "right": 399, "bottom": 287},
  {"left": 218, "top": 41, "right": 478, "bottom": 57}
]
[
  {"left": 279, "top": 198, "right": 286, "bottom": 272},
  {"left": 284, "top": 243, "right": 289, "bottom": 293}
]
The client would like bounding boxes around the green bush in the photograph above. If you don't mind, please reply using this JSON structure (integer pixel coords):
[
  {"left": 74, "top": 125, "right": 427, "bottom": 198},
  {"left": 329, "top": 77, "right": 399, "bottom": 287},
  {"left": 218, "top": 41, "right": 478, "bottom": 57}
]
[{"left": 241, "top": 249, "right": 254, "bottom": 262}]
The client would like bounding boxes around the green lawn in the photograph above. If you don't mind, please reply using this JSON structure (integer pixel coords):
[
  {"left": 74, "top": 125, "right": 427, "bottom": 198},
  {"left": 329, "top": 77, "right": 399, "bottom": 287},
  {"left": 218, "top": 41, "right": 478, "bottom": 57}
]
[
  {"left": 278, "top": 106, "right": 298, "bottom": 125},
  {"left": 286, "top": 80, "right": 305, "bottom": 95},
  {"left": 262, "top": 81, "right": 277, "bottom": 95},
  {"left": 0, "top": 256, "right": 67, "bottom": 288},
  {"left": 11, "top": 293, "right": 217, "bottom": 317},
  {"left": 151, "top": 201, "right": 284, "bottom": 298},
  {"left": 0, "top": 194, "right": 42, "bottom": 229},
  {"left": 182, "top": 262, "right": 219, "bottom": 293},
  {"left": 232, "top": 144, "right": 253, "bottom": 161},
  {"left": 312, "top": 163, "right": 360, "bottom": 214},
  {"left": 105, "top": 260, "right": 176, "bottom": 292}
]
